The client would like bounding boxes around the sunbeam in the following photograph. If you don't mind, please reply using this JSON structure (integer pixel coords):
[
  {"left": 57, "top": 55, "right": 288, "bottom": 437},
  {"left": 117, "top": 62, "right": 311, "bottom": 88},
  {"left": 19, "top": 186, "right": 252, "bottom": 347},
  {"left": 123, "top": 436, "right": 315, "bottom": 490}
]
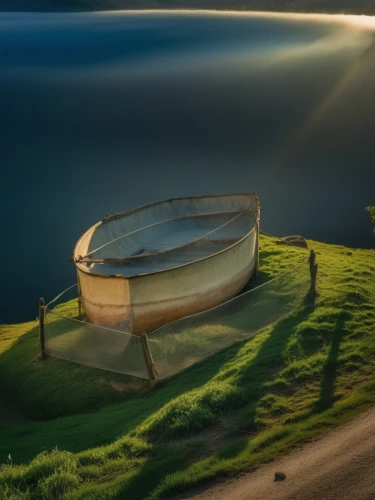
[{"left": 269, "top": 32, "right": 375, "bottom": 168}]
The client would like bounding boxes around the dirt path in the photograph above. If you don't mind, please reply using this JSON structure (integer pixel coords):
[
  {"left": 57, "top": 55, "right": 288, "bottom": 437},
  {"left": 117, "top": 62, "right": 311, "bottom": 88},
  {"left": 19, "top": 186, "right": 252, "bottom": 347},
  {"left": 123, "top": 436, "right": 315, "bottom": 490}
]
[{"left": 189, "top": 406, "right": 375, "bottom": 500}]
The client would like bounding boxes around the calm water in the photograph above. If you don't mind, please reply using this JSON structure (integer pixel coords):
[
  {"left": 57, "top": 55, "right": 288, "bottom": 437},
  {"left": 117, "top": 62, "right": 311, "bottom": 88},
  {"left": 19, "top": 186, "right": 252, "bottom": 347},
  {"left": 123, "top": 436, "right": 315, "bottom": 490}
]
[{"left": 1, "top": 11, "right": 375, "bottom": 323}]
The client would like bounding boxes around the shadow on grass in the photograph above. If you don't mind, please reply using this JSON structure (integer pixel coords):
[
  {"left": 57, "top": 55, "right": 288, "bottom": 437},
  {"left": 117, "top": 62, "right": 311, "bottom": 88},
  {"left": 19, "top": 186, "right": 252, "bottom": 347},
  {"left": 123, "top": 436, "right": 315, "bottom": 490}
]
[
  {"left": 115, "top": 454, "right": 189, "bottom": 500},
  {"left": 112, "top": 438, "right": 250, "bottom": 500},
  {"left": 313, "top": 310, "right": 348, "bottom": 413},
  {"left": 285, "top": 305, "right": 349, "bottom": 425},
  {"left": 241, "top": 269, "right": 274, "bottom": 292},
  {"left": 114, "top": 295, "right": 318, "bottom": 499},
  {"left": 0, "top": 321, "right": 140, "bottom": 420},
  {"left": 0, "top": 321, "right": 246, "bottom": 463},
  {"left": 229, "top": 293, "right": 317, "bottom": 432},
  {"left": 0, "top": 275, "right": 312, "bottom": 465},
  {"left": 111, "top": 439, "right": 211, "bottom": 500}
]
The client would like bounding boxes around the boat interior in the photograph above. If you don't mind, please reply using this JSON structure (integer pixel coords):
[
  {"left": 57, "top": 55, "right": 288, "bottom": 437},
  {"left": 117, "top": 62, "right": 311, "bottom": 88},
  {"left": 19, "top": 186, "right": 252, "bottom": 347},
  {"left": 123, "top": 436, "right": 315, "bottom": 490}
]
[{"left": 75, "top": 194, "right": 259, "bottom": 277}]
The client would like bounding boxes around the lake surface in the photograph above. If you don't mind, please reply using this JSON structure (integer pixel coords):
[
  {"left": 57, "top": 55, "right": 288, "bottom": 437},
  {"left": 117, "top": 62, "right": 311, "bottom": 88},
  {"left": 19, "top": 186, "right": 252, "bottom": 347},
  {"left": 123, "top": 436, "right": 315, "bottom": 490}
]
[{"left": 1, "top": 11, "right": 375, "bottom": 323}]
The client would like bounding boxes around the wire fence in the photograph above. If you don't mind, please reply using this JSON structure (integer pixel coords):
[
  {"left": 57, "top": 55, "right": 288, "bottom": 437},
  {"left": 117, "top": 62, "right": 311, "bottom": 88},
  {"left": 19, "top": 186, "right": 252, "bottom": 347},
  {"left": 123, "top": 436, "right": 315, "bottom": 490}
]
[
  {"left": 42, "top": 256, "right": 312, "bottom": 380},
  {"left": 148, "top": 260, "right": 310, "bottom": 378},
  {"left": 44, "top": 310, "right": 149, "bottom": 379}
]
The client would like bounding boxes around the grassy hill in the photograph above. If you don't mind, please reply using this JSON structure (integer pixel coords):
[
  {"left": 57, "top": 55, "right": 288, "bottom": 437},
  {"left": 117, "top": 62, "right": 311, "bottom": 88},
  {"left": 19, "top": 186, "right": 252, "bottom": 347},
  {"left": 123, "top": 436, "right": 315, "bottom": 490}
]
[
  {"left": 2, "top": 0, "right": 375, "bottom": 14},
  {"left": 0, "top": 234, "right": 374, "bottom": 499}
]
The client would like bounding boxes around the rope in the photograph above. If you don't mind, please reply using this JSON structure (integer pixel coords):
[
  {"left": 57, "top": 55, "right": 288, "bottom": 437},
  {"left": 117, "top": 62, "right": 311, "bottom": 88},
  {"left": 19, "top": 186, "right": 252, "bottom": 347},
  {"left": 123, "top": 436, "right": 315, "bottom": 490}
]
[
  {"left": 259, "top": 229, "right": 278, "bottom": 238},
  {"left": 46, "top": 284, "right": 77, "bottom": 309},
  {"left": 259, "top": 230, "right": 310, "bottom": 265},
  {"left": 46, "top": 308, "right": 138, "bottom": 337},
  {"left": 260, "top": 230, "right": 309, "bottom": 251}
]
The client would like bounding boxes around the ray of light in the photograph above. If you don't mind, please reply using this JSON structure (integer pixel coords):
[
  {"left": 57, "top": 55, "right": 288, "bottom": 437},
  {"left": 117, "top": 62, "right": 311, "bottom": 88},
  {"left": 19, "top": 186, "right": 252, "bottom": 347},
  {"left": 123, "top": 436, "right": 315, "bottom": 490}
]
[{"left": 268, "top": 35, "right": 375, "bottom": 169}]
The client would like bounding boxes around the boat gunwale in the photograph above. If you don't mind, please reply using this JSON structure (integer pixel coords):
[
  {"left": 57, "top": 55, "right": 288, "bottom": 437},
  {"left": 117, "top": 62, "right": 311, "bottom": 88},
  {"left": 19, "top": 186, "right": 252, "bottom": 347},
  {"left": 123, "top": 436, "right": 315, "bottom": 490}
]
[
  {"left": 98, "top": 192, "right": 258, "bottom": 225},
  {"left": 74, "top": 193, "right": 260, "bottom": 280}
]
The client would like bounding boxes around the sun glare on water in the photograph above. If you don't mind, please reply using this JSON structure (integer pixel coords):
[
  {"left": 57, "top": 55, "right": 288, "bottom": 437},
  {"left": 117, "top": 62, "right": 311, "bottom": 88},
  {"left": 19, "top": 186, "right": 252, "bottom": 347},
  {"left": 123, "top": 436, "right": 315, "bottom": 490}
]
[
  {"left": 101, "top": 10, "right": 375, "bottom": 29},
  {"left": 343, "top": 14, "right": 375, "bottom": 28}
]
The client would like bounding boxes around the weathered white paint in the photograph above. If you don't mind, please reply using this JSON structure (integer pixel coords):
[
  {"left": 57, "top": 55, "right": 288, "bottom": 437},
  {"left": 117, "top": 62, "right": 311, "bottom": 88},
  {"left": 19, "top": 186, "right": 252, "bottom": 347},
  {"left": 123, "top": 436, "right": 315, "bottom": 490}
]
[{"left": 74, "top": 194, "right": 260, "bottom": 333}]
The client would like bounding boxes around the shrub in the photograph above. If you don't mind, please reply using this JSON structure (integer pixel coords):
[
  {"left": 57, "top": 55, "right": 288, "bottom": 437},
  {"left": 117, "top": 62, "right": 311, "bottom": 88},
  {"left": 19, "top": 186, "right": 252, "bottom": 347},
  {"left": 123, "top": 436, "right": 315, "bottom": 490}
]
[
  {"left": 78, "top": 436, "right": 151, "bottom": 466},
  {"left": 0, "top": 449, "right": 78, "bottom": 497},
  {"left": 37, "top": 471, "right": 80, "bottom": 499},
  {"left": 0, "top": 484, "right": 30, "bottom": 500},
  {"left": 137, "top": 383, "right": 247, "bottom": 439},
  {"left": 24, "top": 449, "right": 77, "bottom": 486}
]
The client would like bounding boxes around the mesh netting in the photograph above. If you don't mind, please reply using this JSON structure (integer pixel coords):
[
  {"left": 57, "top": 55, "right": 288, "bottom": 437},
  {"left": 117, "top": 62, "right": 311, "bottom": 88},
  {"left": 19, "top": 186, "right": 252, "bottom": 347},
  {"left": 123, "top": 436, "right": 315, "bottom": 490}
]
[
  {"left": 44, "top": 309, "right": 149, "bottom": 379},
  {"left": 43, "top": 258, "right": 310, "bottom": 380},
  {"left": 147, "top": 261, "right": 310, "bottom": 379}
]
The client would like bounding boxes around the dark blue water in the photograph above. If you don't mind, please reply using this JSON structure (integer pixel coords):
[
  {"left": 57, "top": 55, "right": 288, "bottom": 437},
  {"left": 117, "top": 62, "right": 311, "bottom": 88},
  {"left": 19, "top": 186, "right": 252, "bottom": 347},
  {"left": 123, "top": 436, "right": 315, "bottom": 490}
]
[{"left": 1, "top": 11, "right": 375, "bottom": 323}]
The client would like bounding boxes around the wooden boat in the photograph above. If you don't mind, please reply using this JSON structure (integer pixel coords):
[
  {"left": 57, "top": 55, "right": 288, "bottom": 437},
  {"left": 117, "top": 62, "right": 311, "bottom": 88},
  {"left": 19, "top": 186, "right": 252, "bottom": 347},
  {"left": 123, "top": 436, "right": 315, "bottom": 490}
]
[{"left": 74, "top": 193, "right": 260, "bottom": 334}]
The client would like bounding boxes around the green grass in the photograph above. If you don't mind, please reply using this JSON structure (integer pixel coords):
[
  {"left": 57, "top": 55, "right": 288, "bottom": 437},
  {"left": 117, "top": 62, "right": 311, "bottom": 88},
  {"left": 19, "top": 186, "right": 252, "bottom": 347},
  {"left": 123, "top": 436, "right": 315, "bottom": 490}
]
[
  {"left": 0, "top": 234, "right": 374, "bottom": 499},
  {"left": 0, "top": 313, "right": 150, "bottom": 421}
]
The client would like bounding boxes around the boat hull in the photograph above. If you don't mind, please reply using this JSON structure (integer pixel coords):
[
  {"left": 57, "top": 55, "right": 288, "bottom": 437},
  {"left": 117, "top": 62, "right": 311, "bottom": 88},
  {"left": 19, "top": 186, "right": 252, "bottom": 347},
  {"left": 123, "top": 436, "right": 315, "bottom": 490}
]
[
  {"left": 77, "top": 229, "right": 257, "bottom": 333},
  {"left": 75, "top": 193, "right": 260, "bottom": 334}
]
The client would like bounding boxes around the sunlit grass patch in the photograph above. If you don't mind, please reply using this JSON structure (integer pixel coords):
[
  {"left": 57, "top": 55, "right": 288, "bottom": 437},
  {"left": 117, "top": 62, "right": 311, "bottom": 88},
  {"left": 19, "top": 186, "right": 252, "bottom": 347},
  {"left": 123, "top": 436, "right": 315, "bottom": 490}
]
[{"left": 0, "top": 234, "right": 374, "bottom": 499}]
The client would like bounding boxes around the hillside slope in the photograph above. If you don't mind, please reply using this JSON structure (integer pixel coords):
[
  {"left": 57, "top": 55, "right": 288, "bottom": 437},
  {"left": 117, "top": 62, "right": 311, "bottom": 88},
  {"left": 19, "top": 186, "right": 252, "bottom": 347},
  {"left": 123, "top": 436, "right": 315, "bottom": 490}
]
[{"left": 0, "top": 234, "right": 374, "bottom": 500}]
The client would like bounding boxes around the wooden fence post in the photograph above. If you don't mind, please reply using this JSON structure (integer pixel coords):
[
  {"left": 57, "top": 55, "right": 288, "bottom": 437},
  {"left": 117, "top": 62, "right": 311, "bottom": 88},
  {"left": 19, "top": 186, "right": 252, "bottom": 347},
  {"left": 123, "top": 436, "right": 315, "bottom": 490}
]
[
  {"left": 140, "top": 333, "right": 157, "bottom": 381},
  {"left": 309, "top": 249, "right": 318, "bottom": 293},
  {"left": 39, "top": 297, "right": 46, "bottom": 359}
]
